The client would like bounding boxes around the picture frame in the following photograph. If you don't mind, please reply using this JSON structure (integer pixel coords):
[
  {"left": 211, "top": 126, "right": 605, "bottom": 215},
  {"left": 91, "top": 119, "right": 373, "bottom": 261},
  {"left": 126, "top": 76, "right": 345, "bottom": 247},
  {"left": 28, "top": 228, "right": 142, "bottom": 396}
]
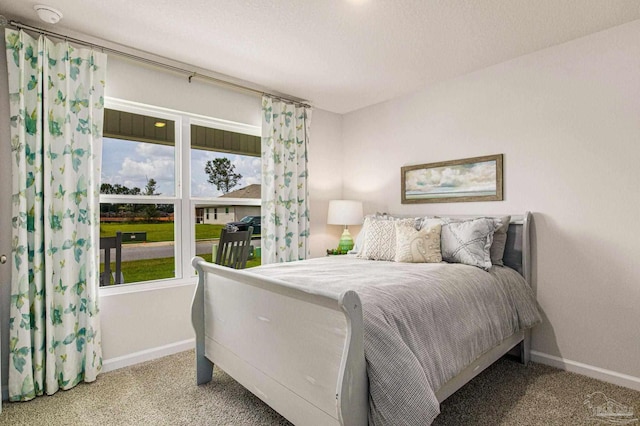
[{"left": 401, "top": 154, "right": 503, "bottom": 204}]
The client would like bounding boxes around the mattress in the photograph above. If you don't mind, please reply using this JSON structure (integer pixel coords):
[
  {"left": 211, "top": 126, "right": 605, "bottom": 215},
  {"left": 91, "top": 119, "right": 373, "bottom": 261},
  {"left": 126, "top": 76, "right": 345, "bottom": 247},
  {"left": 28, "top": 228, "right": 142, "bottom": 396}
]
[{"left": 249, "top": 255, "right": 542, "bottom": 425}]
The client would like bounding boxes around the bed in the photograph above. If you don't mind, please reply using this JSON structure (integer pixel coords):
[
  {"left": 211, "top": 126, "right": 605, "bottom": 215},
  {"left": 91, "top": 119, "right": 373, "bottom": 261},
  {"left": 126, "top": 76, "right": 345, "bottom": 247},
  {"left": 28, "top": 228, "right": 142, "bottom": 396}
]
[{"left": 191, "top": 212, "right": 540, "bottom": 425}]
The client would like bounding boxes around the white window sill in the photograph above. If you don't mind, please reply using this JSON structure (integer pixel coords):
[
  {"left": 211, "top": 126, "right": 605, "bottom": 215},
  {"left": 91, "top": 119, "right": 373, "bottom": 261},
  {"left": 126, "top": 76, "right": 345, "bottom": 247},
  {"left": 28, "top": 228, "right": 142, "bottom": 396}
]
[{"left": 99, "top": 275, "right": 197, "bottom": 297}]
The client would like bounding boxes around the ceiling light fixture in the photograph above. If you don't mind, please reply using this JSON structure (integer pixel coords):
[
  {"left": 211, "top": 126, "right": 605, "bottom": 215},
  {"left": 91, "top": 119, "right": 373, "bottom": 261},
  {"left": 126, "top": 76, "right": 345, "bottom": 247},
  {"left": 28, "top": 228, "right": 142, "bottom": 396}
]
[
  {"left": 154, "top": 121, "right": 167, "bottom": 128},
  {"left": 34, "top": 5, "right": 63, "bottom": 24}
]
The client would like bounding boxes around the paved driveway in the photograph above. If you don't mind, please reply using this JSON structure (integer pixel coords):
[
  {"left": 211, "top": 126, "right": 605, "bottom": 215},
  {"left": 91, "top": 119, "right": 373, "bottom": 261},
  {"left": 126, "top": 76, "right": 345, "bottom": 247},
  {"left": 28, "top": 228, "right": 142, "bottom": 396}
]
[{"left": 101, "top": 239, "right": 260, "bottom": 262}]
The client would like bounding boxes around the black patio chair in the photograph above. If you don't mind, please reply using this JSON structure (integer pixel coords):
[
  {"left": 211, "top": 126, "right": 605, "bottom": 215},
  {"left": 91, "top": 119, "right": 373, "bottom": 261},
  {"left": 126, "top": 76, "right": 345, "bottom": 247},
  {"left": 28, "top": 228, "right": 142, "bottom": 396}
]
[
  {"left": 100, "top": 231, "right": 123, "bottom": 285},
  {"left": 215, "top": 226, "right": 253, "bottom": 269}
]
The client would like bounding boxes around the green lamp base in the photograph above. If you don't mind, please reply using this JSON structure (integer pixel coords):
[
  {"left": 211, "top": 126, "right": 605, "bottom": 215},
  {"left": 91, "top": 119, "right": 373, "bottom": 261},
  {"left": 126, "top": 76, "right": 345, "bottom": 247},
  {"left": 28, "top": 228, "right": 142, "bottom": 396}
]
[{"left": 337, "top": 228, "right": 354, "bottom": 253}]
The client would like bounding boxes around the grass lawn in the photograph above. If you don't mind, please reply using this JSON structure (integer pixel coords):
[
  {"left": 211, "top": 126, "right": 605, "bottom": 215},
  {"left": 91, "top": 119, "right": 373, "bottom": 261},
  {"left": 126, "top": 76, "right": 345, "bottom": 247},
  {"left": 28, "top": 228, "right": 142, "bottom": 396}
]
[
  {"left": 195, "top": 224, "right": 225, "bottom": 240},
  {"left": 101, "top": 254, "right": 262, "bottom": 284},
  {"left": 100, "top": 222, "right": 259, "bottom": 284},
  {"left": 100, "top": 223, "right": 225, "bottom": 242}
]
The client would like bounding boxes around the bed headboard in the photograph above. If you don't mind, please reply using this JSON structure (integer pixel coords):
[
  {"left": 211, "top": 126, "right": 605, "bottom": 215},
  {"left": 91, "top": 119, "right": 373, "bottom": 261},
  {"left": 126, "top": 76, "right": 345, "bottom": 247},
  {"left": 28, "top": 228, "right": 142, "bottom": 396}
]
[
  {"left": 503, "top": 213, "right": 531, "bottom": 284},
  {"left": 387, "top": 211, "right": 532, "bottom": 285}
]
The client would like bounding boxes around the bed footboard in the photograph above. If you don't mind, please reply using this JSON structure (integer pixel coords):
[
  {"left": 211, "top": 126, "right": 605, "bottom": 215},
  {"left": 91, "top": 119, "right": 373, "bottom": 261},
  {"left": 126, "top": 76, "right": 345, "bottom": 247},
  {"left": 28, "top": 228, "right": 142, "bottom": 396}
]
[
  {"left": 191, "top": 259, "right": 214, "bottom": 385},
  {"left": 191, "top": 257, "right": 368, "bottom": 426}
]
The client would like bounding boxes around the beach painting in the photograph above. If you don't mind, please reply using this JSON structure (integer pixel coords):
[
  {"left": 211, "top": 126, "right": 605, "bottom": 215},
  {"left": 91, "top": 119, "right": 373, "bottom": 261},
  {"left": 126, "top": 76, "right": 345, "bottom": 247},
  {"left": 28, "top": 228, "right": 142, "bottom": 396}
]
[{"left": 401, "top": 154, "right": 503, "bottom": 204}]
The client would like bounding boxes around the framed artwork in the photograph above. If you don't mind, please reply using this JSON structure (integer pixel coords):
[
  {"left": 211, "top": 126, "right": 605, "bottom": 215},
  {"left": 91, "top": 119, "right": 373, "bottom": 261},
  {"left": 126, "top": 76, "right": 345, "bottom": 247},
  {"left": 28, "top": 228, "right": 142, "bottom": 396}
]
[{"left": 401, "top": 154, "right": 503, "bottom": 204}]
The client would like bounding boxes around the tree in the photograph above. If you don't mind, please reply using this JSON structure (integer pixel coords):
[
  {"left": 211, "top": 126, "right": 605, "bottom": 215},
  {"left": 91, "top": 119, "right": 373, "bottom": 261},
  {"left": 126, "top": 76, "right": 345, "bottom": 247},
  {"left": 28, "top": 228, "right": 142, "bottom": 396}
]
[
  {"left": 100, "top": 183, "right": 141, "bottom": 217},
  {"left": 204, "top": 158, "right": 242, "bottom": 194},
  {"left": 100, "top": 183, "right": 141, "bottom": 195},
  {"left": 143, "top": 178, "right": 160, "bottom": 221},
  {"left": 144, "top": 178, "right": 159, "bottom": 195},
  {"left": 100, "top": 180, "right": 162, "bottom": 220}
]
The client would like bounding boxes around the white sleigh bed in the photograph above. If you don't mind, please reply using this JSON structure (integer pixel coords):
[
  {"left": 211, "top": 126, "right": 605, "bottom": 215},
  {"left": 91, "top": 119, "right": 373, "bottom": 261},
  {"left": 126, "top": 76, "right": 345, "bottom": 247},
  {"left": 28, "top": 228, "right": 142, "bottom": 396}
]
[{"left": 191, "top": 212, "right": 538, "bottom": 425}]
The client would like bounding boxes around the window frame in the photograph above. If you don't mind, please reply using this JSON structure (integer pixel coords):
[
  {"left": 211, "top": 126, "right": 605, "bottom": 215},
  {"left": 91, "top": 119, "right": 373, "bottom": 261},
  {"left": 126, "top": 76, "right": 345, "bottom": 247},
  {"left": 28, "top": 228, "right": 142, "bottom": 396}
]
[{"left": 100, "top": 97, "right": 260, "bottom": 296}]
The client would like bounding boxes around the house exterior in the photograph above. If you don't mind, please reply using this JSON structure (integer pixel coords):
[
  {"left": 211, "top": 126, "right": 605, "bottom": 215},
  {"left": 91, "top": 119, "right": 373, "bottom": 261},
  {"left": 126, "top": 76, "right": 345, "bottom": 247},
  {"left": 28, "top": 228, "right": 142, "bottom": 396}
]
[
  {"left": 196, "top": 206, "right": 234, "bottom": 225},
  {"left": 196, "top": 184, "right": 261, "bottom": 224}
]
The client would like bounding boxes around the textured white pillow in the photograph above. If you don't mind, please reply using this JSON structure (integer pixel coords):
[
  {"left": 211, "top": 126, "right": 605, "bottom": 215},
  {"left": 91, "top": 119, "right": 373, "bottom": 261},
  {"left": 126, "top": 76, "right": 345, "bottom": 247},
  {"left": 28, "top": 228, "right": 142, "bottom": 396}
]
[
  {"left": 439, "top": 217, "right": 498, "bottom": 270},
  {"left": 359, "top": 217, "right": 415, "bottom": 261},
  {"left": 395, "top": 222, "right": 442, "bottom": 263},
  {"left": 352, "top": 214, "right": 416, "bottom": 255}
]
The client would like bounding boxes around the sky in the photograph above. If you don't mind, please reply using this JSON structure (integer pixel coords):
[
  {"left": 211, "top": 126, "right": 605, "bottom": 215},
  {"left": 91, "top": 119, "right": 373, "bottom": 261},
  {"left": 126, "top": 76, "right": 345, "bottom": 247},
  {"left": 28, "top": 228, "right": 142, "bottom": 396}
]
[{"left": 101, "top": 137, "right": 261, "bottom": 198}]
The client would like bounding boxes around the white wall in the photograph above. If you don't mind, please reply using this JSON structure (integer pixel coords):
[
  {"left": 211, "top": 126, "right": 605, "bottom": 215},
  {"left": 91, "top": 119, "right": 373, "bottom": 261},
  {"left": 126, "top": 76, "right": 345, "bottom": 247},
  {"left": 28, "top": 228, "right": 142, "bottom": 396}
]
[
  {"left": 342, "top": 21, "right": 640, "bottom": 383},
  {"left": 308, "top": 109, "right": 345, "bottom": 255},
  {"left": 0, "top": 54, "right": 343, "bottom": 390},
  {"left": 107, "top": 57, "right": 261, "bottom": 126}
]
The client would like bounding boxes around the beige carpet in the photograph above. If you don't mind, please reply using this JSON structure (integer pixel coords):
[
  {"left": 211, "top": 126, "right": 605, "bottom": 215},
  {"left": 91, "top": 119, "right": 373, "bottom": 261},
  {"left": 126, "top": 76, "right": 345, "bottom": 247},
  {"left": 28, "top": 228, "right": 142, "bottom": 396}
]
[{"left": 1, "top": 351, "right": 638, "bottom": 425}]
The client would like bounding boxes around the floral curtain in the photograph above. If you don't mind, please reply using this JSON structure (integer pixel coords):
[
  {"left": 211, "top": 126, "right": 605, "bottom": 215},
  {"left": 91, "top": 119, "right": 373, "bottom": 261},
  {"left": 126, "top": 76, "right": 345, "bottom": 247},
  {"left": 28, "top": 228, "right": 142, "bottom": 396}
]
[
  {"left": 5, "top": 29, "right": 105, "bottom": 401},
  {"left": 261, "top": 96, "right": 311, "bottom": 264}
]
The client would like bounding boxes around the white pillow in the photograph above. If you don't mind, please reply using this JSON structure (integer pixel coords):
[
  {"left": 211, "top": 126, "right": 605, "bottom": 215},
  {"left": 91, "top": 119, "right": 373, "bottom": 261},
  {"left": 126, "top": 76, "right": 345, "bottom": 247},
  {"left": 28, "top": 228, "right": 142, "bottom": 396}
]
[
  {"left": 358, "top": 217, "right": 415, "bottom": 261},
  {"left": 439, "top": 217, "right": 499, "bottom": 270},
  {"left": 351, "top": 213, "right": 415, "bottom": 254},
  {"left": 395, "top": 222, "right": 442, "bottom": 263}
]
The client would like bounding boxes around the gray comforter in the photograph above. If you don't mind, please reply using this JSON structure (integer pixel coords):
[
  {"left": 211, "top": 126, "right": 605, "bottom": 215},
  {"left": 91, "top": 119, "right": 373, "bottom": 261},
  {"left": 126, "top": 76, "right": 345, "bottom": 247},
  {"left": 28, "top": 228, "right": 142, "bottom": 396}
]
[{"left": 250, "top": 256, "right": 541, "bottom": 425}]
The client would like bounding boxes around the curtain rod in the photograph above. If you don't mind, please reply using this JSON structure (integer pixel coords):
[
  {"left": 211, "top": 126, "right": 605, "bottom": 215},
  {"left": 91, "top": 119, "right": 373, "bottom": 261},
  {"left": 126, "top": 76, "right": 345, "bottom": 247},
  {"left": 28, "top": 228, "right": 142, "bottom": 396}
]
[{"left": 5, "top": 19, "right": 311, "bottom": 108}]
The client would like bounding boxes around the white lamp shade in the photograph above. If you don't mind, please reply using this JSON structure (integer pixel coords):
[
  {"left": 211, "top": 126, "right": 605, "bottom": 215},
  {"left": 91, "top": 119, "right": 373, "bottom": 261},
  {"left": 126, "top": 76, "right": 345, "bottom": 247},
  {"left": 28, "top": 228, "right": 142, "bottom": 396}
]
[{"left": 327, "top": 200, "right": 363, "bottom": 225}]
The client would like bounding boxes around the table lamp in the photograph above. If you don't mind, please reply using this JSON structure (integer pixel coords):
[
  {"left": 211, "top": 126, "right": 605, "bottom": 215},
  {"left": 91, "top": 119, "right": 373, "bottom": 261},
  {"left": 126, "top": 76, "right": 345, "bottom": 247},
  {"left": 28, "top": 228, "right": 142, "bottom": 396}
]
[{"left": 327, "top": 200, "right": 363, "bottom": 253}]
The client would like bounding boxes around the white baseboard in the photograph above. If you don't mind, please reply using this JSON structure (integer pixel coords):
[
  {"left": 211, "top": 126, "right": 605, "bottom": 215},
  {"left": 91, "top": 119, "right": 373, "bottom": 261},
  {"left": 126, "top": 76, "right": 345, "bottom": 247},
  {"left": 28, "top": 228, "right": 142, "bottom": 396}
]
[
  {"left": 5, "top": 346, "right": 637, "bottom": 402},
  {"left": 102, "top": 338, "right": 195, "bottom": 373},
  {"left": 1, "top": 340, "right": 194, "bottom": 402},
  {"left": 531, "top": 350, "right": 640, "bottom": 392}
]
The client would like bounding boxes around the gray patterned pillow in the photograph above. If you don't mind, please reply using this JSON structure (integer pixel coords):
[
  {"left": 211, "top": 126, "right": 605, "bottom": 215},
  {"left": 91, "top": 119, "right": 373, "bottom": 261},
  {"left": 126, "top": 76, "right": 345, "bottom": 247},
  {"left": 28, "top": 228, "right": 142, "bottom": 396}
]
[
  {"left": 432, "top": 216, "right": 511, "bottom": 266},
  {"left": 490, "top": 216, "right": 511, "bottom": 266},
  {"left": 359, "top": 217, "right": 415, "bottom": 261},
  {"left": 440, "top": 218, "right": 498, "bottom": 270},
  {"left": 395, "top": 222, "right": 442, "bottom": 263}
]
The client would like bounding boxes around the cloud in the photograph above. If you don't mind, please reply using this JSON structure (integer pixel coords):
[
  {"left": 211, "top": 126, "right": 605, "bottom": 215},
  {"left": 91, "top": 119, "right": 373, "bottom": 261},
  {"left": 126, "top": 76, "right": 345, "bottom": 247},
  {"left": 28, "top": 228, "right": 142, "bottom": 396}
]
[
  {"left": 102, "top": 137, "right": 175, "bottom": 195},
  {"left": 135, "top": 142, "right": 174, "bottom": 158},
  {"left": 119, "top": 157, "right": 175, "bottom": 194},
  {"left": 102, "top": 138, "right": 262, "bottom": 198},
  {"left": 192, "top": 181, "right": 218, "bottom": 198}
]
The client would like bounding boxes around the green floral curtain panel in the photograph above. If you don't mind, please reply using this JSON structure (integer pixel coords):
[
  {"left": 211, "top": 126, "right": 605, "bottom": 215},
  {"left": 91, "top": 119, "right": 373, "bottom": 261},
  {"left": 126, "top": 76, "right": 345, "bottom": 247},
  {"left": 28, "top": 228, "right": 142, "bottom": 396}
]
[
  {"left": 5, "top": 29, "right": 106, "bottom": 401},
  {"left": 261, "top": 96, "right": 311, "bottom": 264}
]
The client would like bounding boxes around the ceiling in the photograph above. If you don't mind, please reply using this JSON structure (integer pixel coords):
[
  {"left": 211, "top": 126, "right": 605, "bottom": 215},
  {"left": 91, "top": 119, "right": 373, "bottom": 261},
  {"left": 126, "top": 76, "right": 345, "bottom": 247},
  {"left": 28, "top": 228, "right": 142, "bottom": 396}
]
[{"left": 1, "top": 0, "right": 638, "bottom": 113}]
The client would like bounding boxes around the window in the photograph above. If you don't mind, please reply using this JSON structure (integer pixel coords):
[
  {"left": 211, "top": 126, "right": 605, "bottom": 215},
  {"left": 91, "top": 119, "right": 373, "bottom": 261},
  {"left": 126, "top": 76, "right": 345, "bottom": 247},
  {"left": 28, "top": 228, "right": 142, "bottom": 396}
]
[
  {"left": 100, "top": 99, "right": 261, "bottom": 289},
  {"left": 100, "top": 106, "right": 179, "bottom": 286},
  {"left": 190, "top": 118, "right": 261, "bottom": 269}
]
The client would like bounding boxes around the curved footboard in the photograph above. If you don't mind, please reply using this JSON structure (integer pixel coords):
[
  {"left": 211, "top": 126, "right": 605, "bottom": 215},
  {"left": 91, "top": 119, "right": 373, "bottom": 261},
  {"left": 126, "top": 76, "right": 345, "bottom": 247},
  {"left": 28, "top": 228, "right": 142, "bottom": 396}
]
[{"left": 191, "top": 257, "right": 368, "bottom": 426}]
